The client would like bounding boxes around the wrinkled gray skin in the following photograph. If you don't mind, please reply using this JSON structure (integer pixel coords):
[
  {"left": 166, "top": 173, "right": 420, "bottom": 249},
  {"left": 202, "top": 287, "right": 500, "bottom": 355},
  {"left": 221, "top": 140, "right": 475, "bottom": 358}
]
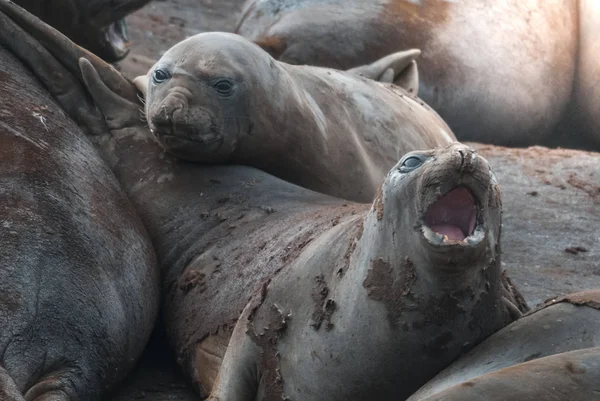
[
  {"left": 206, "top": 144, "right": 522, "bottom": 401},
  {"left": 409, "top": 290, "right": 600, "bottom": 400},
  {"left": 413, "top": 347, "right": 600, "bottom": 401},
  {"left": 13, "top": 0, "right": 149, "bottom": 61},
  {"left": 235, "top": 0, "right": 596, "bottom": 148},
  {"left": 0, "top": 5, "right": 159, "bottom": 401},
  {"left": 134, "top": 32, "right": 454, "bottom": 202},
  {"left": 0, "top": 7, "right": 526, "bottom": 401}
]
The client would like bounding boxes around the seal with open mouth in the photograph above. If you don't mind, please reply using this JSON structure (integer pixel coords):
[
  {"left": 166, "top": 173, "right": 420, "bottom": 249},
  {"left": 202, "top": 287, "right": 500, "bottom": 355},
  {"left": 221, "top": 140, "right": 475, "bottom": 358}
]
[
  {"left": 201, "top": 143, "right": 523, "bottom": 401},
  {"left": 13, "top": 0, "right": 149, "bottom": 61},
  {"left": 134, "top": 32, "right": 455, "bottom": 202}
]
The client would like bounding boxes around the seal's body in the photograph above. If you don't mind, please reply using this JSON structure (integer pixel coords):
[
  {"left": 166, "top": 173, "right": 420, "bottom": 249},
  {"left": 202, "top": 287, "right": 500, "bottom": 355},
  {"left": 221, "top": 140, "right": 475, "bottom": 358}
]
[
  {"left": 0, "top": 6, "right": 159, "bottom": 400},
  {"left": 236, "top": 0, "right": 579, "bottom": 147},
  {"left": 136, "top": 32, "right": 454, "bottom": 202},
  {"left": 409, "top": 290, "right": 600, "bottom": 400},
  {"left": 206, "top": 144, "right": 521, "bottom": 401}
]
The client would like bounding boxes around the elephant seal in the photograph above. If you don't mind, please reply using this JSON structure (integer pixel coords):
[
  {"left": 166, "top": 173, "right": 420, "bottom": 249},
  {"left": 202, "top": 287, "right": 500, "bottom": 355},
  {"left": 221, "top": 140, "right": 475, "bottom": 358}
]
[
  {"left": 0, "top": 4, "right": 159, "bottom": 401},
  {"left": 2, "top": 9, "right": 525, "bottom": 400},
  {"left": 12, "top": 0, "right": 149, "bottom": 61},
  {"left": 412, "top": 347, "right": 600, "bottom": 401},
  {"left": 408, "top": 290, "right": 600, "bottom": 400},
  {"left": 133, "top": 32, "right": 455, "bottom": 202},
  {"left": 235, "top": 0, "right": 578, "bottom": 147}
]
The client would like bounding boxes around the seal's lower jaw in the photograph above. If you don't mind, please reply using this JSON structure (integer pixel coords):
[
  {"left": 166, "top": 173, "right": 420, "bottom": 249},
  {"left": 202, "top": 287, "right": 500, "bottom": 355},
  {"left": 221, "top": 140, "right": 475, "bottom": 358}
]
[
  {"left": 421, "top": 187, "right": 484, "bottom": 248},
  {"left": 97, "top": 19, "right": 130, "bottom": 61}
]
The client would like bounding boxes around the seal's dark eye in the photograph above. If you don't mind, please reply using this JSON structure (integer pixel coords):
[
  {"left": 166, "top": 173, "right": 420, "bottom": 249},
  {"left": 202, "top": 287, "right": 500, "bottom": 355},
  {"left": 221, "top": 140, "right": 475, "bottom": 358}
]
[
  {"left": 399, "top": 155, "right": 425, "bottom": 173},
  {"left": 213, "top": 79, "right": 234, "bottom": 96},
  {"left": 152, "top": 69, "right": 170, "bottom": 84}
]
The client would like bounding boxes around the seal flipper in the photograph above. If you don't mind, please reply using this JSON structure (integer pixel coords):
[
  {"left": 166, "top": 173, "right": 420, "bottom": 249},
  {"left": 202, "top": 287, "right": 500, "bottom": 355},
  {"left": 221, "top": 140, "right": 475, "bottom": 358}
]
[
  {"left": 347, "top": 49, "right": 420, "bottom": 94},
  {"left": 79, "top": 58, "right": 142, "bottom": 130},
  {"left": 0, "top": 6, "right": 106, "bottom": 136},
  {"left": 208, "top": 301, "right": 262, "bottom": 401},
  {"left": 0, "top": 366, "right": 24, "bottom": 401}
]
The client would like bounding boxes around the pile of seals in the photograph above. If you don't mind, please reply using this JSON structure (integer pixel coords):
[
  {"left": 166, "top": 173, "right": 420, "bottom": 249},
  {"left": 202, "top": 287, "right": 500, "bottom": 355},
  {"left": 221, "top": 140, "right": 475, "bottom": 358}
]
[{"left": 0, "top": 1, "right": 598, "bottom": 400}]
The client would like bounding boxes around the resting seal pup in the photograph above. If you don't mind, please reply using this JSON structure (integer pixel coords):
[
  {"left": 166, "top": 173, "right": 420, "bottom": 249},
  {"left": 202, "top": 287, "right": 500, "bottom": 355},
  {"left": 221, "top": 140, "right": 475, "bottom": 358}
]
[
  {"left": 13, "top": 0, "right": 149, "bottom": 61},
  {"left": 235, "top": 0, "right": 578, "bottom": 147},
  {"left": 409, "top": 290, "right": 600, "bottom": 400},
  {"left": 2, "top": 10, "right": 525, "bottom": 400},
  {"left": 133, "top": 32, "right": 455, "bottom": 202},
  {"left": 0, "top": 3, "right": 159, "bottom": 400}
]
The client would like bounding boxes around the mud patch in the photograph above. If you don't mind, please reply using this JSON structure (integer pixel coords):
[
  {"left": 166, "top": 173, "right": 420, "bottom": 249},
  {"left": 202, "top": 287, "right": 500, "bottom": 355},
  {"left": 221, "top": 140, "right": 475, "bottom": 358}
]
[
  {"left": 310, "top": 275, "right": 336, "bottom": 331},
  {"left": 247, "top": 302, "right": 289, "bottom": 401},
  {"left": 338, "top": 220, "right": 364, "bottom": 276},
  {"left": 539, "top": 290, "right": 600, "bottom": 311},
  {"left": 362, "top": 257, "right": 417, "bottom": 329},
  {"left": 373, "top": 186, "right": 384, "bottom": 220}
]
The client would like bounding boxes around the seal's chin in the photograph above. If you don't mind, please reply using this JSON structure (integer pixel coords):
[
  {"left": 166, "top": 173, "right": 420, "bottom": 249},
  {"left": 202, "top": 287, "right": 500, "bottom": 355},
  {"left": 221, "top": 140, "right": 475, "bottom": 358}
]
[{"left": 421, "top": 187, "right": 484, "bottom": 247}]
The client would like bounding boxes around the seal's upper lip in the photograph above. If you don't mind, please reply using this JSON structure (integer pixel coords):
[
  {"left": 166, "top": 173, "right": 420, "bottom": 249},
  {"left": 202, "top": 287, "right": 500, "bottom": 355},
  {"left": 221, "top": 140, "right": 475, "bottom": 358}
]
[{"left": 421, "top": 186, "right": 483, "bottom": 247}]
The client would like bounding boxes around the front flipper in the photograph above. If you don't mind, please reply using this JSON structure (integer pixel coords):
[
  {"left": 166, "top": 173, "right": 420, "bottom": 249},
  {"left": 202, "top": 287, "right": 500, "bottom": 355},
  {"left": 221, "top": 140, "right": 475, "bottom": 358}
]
[
  {"left": 208, "top": 301, "right": 262, "bottom": 401},
  {"left": 347, "top": 49, "right": 420, "bottom": 94}
]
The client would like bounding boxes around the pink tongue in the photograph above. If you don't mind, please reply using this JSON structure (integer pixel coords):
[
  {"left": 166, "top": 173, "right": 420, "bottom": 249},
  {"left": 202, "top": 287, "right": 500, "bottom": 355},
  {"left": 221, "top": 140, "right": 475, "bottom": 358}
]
[{"left": 429, "top": 224, "right": 465, "bottom": 241}]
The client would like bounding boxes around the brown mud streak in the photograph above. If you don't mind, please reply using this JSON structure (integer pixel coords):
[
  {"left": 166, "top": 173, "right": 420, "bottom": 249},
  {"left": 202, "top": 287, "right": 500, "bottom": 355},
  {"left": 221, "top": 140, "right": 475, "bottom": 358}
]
[
  {"left": 536, "top": 290, "right": 600, "bottom": 312},
  {"left": 310, "top": 275, "right": 332, "bottom": 330},
  {"left": 247, "top": 297, "right": 289, "bottom": 401},
  {"left": 363, "top": 257, "right": 417, "bottom": 329},
  {"left": 339, "top": 221, "right": 364, "bottom": 277},
  {"left": 374, "top": 187, "right": 384, "bottom": 221}
]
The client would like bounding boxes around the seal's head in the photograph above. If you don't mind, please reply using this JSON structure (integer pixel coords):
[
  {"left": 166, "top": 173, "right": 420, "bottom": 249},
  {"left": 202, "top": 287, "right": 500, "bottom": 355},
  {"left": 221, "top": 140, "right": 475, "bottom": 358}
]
[
  {"left": 15, "top": 0, "right": 148, "bottom": 61},
  {"left": 134, "top": 32, "right": 273, "bottom": 163},
  {"left": 377, "top": 142, "right": 500, "bottom": 269}
]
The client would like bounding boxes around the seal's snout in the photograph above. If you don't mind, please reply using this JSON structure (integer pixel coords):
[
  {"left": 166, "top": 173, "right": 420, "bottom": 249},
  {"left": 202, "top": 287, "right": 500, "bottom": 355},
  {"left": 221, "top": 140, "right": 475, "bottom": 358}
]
[
  {"left": 453, "top": 145, "right": 477, "bottom": 173},
  {"left": 424, "top": 187, "right": 477, "bottom": 242}
]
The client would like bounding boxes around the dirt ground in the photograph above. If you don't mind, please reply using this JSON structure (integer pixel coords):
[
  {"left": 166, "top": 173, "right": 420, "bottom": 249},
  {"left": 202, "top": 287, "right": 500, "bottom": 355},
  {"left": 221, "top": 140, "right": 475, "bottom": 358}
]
[{"left": 106, "top": 1, "right": 600, "bottom": 399}]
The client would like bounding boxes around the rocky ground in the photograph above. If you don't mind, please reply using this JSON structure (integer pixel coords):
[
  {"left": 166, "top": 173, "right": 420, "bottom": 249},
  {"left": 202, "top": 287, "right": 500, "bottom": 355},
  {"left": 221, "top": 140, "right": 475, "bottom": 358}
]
[{"left": 106, "top": 1, "right": 600, "bottom": 399}]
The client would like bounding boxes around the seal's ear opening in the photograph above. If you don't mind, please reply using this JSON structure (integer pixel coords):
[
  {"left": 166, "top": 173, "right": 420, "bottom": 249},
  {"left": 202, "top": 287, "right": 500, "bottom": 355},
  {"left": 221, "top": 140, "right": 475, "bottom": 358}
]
[{"left": 133, "top": 74, "right": 150, "bottom": 97}]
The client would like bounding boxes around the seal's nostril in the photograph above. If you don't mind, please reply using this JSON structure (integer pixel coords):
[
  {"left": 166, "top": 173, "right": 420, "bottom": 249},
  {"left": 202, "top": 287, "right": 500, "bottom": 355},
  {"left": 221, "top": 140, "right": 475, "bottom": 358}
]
[{"left": 458, "top": 149, "right": 465, "bottom": 169}]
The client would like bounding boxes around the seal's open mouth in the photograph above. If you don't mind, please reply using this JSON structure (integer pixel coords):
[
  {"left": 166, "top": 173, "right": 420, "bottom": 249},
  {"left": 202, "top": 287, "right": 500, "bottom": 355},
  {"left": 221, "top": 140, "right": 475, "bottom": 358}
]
[
  {"left": 422, "top": 187, "right": 483, "bottom": 246},
  {"left": 101, "top": 19, "right": 129, "bottom": 60}
]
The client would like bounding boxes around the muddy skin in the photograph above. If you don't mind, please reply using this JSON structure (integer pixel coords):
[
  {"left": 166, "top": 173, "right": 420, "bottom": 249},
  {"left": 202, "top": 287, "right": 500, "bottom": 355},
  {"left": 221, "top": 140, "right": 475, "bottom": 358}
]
[
  {"left": 235, "top": 0, "right": 585, "bottom": 148},
  {"left": 134, "top": 32, "right": 454, "bottom": 203},
  {"left": 0, "top": 7, "right": 159, "bottom": 401},
  {"left": 206, "top": 143, "right": 523, "bottom": 401},
  {"left": 409, "top": 290, "right": 600, "bottom": 400},
  {"left": 12, "top": 0, "right": 150, "bottom": 61}
]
